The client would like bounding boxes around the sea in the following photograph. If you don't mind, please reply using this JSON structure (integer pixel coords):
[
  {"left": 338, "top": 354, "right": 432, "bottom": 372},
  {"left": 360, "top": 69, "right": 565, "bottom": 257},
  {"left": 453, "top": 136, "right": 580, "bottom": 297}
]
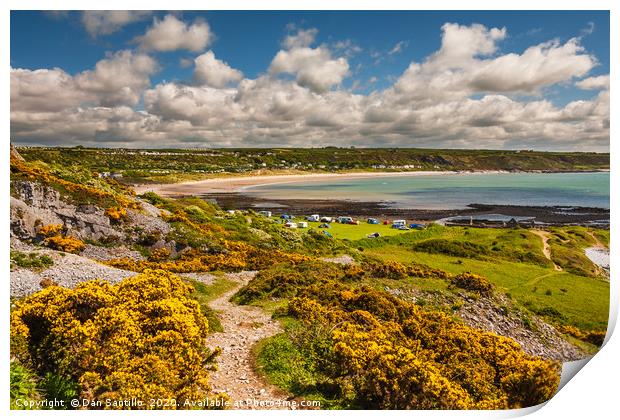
[{"left": 242, "top": 172, "right": 610, "bottom": 210}]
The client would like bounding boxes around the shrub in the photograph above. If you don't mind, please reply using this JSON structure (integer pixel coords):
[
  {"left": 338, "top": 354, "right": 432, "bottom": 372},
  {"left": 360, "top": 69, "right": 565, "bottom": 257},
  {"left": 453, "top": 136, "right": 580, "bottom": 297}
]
[
  {"left": 284, "top": 291, "right": 560, "bottom": 409},
  {"left": 104, "top": 206, "right": 128, "bottom": 223},
  {"left": 450, "top": 272, "right": 494, "bottom": 296},
  {"left": 10, "top": 270, "right": 222, "bottom": 408},
  {"left": 10, "top": 251, "right": 54, "bottom": 269},
  {"left": 38, "top": 224, "right": 63, "bottom": 237},
  {"left": 148, "top": 247, "right": 171, "bottom": 262},
  {"left": 558, "top": 325, "right": 606, "bottom": 347},
  {"left": 412, "top": 239, "right": 489, "bottom": 259},
  {"left": 44, "top": 235, "right": 86, "bottom": 254}
]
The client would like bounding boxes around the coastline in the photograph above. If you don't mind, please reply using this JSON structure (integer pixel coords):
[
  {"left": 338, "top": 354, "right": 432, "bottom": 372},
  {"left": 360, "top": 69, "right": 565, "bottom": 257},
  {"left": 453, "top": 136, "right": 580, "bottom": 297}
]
[{"left": 133, "top": 169, "right": 530, "bottom": 196}]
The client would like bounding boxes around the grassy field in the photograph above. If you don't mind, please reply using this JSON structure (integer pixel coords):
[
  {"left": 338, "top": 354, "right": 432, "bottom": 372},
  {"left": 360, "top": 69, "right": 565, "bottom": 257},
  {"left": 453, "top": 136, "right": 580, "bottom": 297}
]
[
  {"left": 363, "top": 244, "right": 609, "bottom": 330},
  {"left": 276, "top": 218, "right": 411, "bottom": 241}
]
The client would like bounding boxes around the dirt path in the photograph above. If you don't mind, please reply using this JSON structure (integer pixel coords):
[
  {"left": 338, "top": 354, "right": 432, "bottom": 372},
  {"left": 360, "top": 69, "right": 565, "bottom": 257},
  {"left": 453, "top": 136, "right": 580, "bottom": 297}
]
[
  {"left": 208, "top": 271, "right": 290, "bottom": 409},
  {"left": 586, "top": 231, "right": 606, "bottom": 249},
  {"left": 531, "top": 230, "right": 562, "bottom": 271}
]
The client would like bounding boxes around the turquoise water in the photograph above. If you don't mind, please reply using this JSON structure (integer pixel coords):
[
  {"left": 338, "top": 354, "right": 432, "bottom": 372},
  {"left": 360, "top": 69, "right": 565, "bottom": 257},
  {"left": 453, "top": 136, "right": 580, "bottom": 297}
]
[{"left": 244, "top": 172, "right": 610, "bottom": 210}]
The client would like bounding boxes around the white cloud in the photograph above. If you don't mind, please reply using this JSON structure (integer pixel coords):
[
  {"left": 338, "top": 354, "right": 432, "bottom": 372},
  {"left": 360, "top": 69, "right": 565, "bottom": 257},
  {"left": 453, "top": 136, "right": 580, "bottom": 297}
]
[
  {"left": 11, "top": 50, "right": 157, "bottom": 111},
  {"left": 282, "top": 28, "right": 318, "bottom": 49},
  {"left": 193, "top": 51, "right": 243, "bottom": 88},
  {"left": 394, "top": 24, "right": 596, "bottom": 101},
  {"left": 269, "top": 28, "right": 349, "bottom": 93},
  {"left": 576, "top": 74, "right": 609, "bottom": 90},
  {"left": 137, "top": 14, "right": 212, "bottom": 52},
  {"left": 10, "top": 22, "right": 609, "bottom": 151},
  {"left": 388, "top": 40, "right": 408, "bottom": 55},
  {"left": 82, "top": 11, "right": 152, "bottom": 37}
]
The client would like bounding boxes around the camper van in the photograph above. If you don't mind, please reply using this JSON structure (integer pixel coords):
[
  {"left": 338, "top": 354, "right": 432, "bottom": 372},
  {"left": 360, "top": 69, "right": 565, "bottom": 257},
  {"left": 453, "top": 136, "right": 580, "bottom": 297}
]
[
  {"left": 391, "top": 219, "right": 406, "bottom": 228},
  {"left": 337, "top": 216, "right": 354, "bottom": 224},
  {"left": 306, "top": 214, "right": 320, "bottom": 222}
]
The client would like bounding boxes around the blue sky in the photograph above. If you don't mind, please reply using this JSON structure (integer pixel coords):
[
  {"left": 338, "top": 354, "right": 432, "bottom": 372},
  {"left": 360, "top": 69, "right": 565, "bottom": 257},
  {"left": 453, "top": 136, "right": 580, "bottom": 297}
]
[{"left": 10, "top": 11, "right": 610, "bottom": 150}]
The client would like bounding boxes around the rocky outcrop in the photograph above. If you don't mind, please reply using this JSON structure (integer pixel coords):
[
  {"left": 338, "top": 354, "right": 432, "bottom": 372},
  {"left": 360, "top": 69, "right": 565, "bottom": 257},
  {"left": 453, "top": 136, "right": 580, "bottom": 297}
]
[{"left": 10, "top": 180, "right": 172, "bottom": 249}]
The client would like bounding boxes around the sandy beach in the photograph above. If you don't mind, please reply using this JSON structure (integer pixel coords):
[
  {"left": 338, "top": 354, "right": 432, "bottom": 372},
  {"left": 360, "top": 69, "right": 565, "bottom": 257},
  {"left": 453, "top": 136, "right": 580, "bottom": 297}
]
[{"left": 133, "top": 170, "right": 501, "bottom": 196}]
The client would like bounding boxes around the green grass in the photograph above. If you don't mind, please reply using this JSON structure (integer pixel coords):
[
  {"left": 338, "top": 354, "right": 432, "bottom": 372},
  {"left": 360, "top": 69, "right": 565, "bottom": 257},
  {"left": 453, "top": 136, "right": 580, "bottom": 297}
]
[
  {"left": 10, "top": 361, "right": 41, "bottom": 409},
  {"left": 253, "top": 323, "right": 347, "bottom": 409},
  {"left": 187, "top": 276, "right": 237, "bottom": 333},
  {"left": 275, "top": 218, "right": 411, "bottom": 241},
  {"left": 364, "top": 245, "right": 609, "bottom": 330},
  {"left": 10, "top": 251, "right": 54, "bottom": 270}
]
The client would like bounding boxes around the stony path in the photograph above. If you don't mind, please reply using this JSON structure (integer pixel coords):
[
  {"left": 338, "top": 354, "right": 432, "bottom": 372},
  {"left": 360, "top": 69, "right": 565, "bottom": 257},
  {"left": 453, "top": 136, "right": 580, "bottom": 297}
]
[
  {"left": 532, "top": 230, "right": 562, "bottom": 271},
  {"left": 208, "top": 271, "right": 290, "bottom": 410}
]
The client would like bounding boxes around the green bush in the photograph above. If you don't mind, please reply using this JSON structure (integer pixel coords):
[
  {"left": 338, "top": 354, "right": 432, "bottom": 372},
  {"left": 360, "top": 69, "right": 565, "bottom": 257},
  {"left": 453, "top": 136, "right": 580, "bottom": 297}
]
[
  {"left": 412, "top": 239, "right": 489, "bottom": 259},
  {"left": 10, "top": 251, "right": 54, "bottom": 270}
]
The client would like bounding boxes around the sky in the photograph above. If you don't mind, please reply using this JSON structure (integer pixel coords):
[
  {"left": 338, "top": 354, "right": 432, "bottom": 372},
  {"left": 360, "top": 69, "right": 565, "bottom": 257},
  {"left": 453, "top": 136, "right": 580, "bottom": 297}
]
[{"left": 10, "top": 10, "right": 610, "bottom": 151}]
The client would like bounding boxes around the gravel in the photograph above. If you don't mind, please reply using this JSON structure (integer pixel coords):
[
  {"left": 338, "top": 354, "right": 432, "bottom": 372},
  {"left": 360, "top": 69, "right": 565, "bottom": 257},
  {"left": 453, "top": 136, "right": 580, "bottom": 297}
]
[{"left": 10, "top": 242, "right": 137, "bottom": 297}]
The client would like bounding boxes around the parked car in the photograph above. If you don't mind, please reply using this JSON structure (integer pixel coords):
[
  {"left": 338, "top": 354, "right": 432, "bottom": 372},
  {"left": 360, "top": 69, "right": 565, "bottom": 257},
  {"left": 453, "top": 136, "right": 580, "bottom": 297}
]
[
  {"left": 367, "top": 218, "right": 379, "bottom": 224},
  {"left": 338, "top": 216, "right": 354, "bottom": 224}
]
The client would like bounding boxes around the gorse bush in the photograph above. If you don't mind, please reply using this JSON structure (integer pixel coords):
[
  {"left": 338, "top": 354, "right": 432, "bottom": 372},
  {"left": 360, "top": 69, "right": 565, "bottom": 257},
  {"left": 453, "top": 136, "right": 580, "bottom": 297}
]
[
  {"left": 284, "top": 290, "right": 560, "bottom": 409},
  {"left": 240, "top": 261, "right": 560, "bottom": 409},
  {"left": 104, "top": 207, "right": 128, "bottom": 223},
  {"left": 37, "top": 224, "right": 86, "bottom": 254},
  {"left": 450, "top": 272, "right": 494, "bottom": 296},
  {"left": 558, "top": 325, "right": 606, "bottom": 347},
  {"left": 11, "top": 270, "right": 222, "bottom": 408},
  {"left": 43, "top": 235, "right": 86, "bottom": 254}
]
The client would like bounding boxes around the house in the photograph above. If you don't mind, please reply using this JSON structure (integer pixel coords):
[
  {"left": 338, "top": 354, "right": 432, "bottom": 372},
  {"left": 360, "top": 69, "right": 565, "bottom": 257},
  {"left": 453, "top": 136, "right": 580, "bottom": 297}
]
[
  {"left": 306, "top": 214, "right": 320, "bottom": 222},
  {"left": 258, "top": 211, "right": 272, "bottom": 218}
]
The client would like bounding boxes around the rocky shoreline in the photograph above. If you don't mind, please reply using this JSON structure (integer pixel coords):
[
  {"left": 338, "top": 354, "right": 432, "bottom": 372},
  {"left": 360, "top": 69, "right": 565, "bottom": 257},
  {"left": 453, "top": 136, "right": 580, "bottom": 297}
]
[{"left": 197, "top": 192, "right": 609, "bottom": 226}]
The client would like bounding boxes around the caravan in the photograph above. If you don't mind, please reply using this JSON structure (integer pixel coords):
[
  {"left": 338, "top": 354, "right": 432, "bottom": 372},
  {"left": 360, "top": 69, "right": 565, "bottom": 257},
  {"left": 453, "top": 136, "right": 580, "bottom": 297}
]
[
  {"left": 391, "top": 219, "right": 407, "bottom": 228},
  {"left": 306, "top": 214, "right": 320, "bottom": 222}
]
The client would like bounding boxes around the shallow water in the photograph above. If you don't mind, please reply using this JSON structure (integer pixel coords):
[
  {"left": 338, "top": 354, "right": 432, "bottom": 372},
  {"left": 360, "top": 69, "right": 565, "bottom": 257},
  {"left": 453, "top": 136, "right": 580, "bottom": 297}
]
[{"left": 244, "top": 172, "right": 610, "bottom": 210}]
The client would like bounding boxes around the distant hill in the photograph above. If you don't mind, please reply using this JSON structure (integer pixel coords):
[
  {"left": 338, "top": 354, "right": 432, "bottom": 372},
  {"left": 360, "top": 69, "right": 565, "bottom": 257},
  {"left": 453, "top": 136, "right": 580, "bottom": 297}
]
[{"left": 15, "top": 146, "right": 609, "bottom": 184}]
